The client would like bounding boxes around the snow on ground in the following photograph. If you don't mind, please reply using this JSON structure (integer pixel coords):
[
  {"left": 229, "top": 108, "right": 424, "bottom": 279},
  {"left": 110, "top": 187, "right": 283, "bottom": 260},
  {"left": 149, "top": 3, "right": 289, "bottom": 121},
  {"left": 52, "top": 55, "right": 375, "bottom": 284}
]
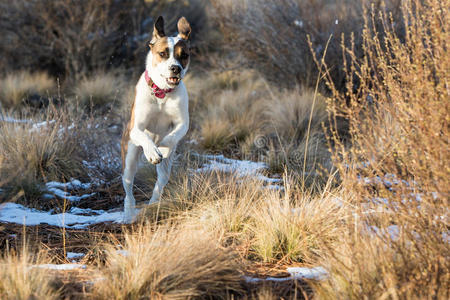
[
  {"left": 33, "top": 264, "right": 86, "bottom": 270},
  {"left": 245, "top": 266, "right": 328, "bottom": 282},
  {"left": 0, "top": 203, "right": 124, "bottom": 228},
  {"left": 287, "top": 267, "right": 328, "bottom": 280},
  {"left": 0, "top": 154, "right": 281, "bottom": 230},
  {"left": 0, "top": 116, "right": 32, "bottom": 123},
  {"left": 195, "top": 155, "right": 282, "bottom": 188},
  {"left": 45, "top": 179, "right": 96, "bottom": 202},
  {"left": 67, "top": 252, "right": 85, "bottom": 259}
]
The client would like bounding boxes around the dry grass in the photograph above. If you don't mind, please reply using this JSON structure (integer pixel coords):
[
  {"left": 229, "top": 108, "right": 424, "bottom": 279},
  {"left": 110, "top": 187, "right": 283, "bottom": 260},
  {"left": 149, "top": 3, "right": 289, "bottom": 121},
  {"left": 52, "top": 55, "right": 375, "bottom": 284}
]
[
  {"left": 0, "top": 106, "right": 86, "bottom": 207},
  {"left": 262, "top": 88, "right": 327, "bottom": 140},
  {"left": 313, "top": 225, "right": 450, "bottom": 299},
  {"left": 74, "top": 73, "right": 126, "bottom": 110},
  {"left": 185, "top": 69, "right": 332, "bottom": 182},
  {"left": 248, "top": 185, "right": 345, "bottom": 264},
  {"left": 0, "top": 248, "right": 60, "bottom": 300},
  {"left": 312, "top": 0, "right": 450, "bottom": 298},
  {"left": 93, "top": 223, "right": 244, "bottom": 299},
  {"left": 175, "top": 171, "right": 346, "bottom": 265},
  {"left": 0, "top": 72, "right": 54, "bottom": 109},
  {"left": 185, "top": 70, "right": 265, "bottom": 153}
]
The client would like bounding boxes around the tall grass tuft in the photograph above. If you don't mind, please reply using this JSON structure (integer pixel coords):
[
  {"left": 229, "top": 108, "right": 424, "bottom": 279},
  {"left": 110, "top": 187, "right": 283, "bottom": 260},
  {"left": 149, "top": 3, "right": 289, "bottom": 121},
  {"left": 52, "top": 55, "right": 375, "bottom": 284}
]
[
  {"left": 0, "top": 106, "right": 85, "bottom": 206},
  {"left": 74, "top": 73, "right": 125, "bottom": 110},
  {"left": 93, "top": 223, "right": 244, "bottom": 299},
  {"left": 313, "top": 0, "right": 449, "bottom": 298},
  {"left": 0, "top": 248, "right": 60, "bottom": 300},
  {"left": 0, "top": 72, "right": 54, "bottom": 109}
]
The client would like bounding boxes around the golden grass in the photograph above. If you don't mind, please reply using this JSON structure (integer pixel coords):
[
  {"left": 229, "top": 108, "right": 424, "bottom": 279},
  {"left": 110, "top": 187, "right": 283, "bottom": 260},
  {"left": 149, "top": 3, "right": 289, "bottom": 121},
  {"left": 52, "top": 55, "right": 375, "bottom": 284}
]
[
  {"left": 248, "top": 185, "right": 345, "bottom": 264},
  {"left": 186, "top": 70, "right": 265, "bottom": 152},
  {"left": 174, "top": 171, "right": 347, "bottom": 265},
  {"left": 0, "top": 72, "right": 54, "bottom": 109},
  {"left": 262, "top": 88, "right": 327, "bottom": 140},
  {"left": 74, "top": 73, "right": 125, "bottom": 109},
  {"left": 93, "top": 223, "right": 244, "bottom": 299},
  {"left": 186, "top": 68, "right": 332, "bottom": 182},
  {"left": 0, "top": 107, "right": 85, "bottom": 206},
  {"left": 0, "top": 248, "right": 60, "bottom": 300}
]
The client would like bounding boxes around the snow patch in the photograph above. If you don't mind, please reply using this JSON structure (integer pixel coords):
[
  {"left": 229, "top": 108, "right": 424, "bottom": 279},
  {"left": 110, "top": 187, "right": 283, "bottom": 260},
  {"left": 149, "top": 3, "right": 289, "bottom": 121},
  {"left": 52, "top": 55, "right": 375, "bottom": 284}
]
[
  {"left": 0, "top": 203, "right": 125, "bottom": 229},
  {"left": 287, "top": 267, "right": 328, "bottom": 280},
  {"left": 0, "top": 116, "right": 32, "bottom": 123},
  {"left": 33, "top": 264, "right": 86, "bottom": 270},
  {"left": 45, "top": 179, "right": 95, "bottom": 202},
  {"left": 196, "top": 155, "right": 282, "bottom": 187},
  {"left": 67, "top": 252, "right": 85, "bottom": 259},
  {"left": 245, "top": 266, "right": 327, "bottom": 283}
]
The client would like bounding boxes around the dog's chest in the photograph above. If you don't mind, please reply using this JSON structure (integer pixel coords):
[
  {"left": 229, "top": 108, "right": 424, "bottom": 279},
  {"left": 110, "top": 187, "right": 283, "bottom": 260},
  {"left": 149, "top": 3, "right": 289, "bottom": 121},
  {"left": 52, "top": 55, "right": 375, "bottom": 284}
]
[{"left": 140, "top": 97, "right": 178, "bottom": 137}]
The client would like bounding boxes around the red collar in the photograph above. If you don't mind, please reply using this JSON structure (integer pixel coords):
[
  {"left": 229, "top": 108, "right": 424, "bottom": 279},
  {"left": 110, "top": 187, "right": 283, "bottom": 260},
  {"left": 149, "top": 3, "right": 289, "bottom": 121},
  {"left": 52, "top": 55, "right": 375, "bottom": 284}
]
[{"left": 144, "top": 70, "right": 173, "bottom": 99}]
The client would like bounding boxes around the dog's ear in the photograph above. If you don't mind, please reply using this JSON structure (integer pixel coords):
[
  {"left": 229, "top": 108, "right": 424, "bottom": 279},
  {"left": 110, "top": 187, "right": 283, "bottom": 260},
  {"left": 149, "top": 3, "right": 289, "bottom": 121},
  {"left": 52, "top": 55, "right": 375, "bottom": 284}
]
[
  {"left": 177, "top": 17, "right": 191, "bottom": 41},
  {"left": 150, "top": 16, "right": 165, "bottom": 46}
]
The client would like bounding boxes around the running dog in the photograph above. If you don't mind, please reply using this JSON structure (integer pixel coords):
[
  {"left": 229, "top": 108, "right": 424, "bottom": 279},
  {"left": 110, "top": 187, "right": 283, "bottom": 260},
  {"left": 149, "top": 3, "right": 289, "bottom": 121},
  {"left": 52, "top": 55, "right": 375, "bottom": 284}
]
[{"left": 121, "top": 16, "right": 191, "bottom": 222}]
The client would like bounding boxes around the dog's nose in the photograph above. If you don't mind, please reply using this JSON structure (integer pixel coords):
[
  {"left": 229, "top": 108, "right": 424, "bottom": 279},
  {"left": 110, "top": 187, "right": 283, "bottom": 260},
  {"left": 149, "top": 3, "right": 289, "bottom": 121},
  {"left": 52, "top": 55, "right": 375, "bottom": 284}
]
[{"left": 170, "top": 65, "right": 181, "bottom": 74}]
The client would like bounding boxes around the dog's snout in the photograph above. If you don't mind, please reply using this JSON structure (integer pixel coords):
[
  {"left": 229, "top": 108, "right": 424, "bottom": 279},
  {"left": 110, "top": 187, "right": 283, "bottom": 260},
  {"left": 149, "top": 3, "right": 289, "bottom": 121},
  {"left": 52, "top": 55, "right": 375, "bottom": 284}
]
[{"left": 170, "top": 65, "right": 181, "bottom": 75}]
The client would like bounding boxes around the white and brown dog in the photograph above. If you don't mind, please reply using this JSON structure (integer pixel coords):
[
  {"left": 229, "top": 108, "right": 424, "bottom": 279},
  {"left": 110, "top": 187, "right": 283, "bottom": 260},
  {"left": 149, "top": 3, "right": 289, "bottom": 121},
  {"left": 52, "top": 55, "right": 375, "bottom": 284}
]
[{"left": 121, "top": 16, "right": 191, "bottom": 222}]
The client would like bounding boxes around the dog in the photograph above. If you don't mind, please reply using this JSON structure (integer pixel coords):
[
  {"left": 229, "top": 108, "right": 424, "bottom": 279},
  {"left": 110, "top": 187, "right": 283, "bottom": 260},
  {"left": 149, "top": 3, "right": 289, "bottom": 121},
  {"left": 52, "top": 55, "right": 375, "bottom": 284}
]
[{"left": 121, "top": 16, "right": 191, "bottom": 222}]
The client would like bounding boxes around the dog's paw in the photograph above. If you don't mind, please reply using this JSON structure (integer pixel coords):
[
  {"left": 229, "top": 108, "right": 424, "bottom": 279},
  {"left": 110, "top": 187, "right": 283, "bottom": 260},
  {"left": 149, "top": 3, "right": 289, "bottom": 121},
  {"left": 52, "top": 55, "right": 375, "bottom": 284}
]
[
  {"left": 158, "top": 146, "right": 171, "bottom": 159},
  {"left": 123, "top": 208, "right": 136, "bottom": 224},
  {"left": 144, "top": 145, "right": 163, "bottom": 164}
]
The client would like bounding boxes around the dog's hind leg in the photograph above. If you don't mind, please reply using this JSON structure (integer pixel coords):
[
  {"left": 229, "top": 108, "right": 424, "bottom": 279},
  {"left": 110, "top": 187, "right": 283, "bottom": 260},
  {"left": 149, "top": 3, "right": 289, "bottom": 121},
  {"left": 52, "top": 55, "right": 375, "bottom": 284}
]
[
  {"left": 122, "top": 143, "right": 141, "bottom": 222},
  {"left": 149, "top": 151, "right": 175, "bottom": 204}
]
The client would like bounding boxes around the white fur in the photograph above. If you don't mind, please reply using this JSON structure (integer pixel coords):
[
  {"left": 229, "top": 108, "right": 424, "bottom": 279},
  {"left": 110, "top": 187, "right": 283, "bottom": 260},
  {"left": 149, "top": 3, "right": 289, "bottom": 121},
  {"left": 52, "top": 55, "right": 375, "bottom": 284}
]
[
  {"left": 145, "top": 37, "right": 189, "bottom": 90},
  {"left": 122, "top": 36, "right": 189, "bottom": 223}
]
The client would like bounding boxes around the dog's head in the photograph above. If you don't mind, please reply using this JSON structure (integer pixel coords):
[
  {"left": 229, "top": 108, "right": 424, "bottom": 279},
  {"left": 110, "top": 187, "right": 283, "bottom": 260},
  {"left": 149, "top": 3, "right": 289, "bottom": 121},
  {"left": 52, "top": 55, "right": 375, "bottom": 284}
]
[{"left": 146, "top": 16, "right": 191, "bottom": 90}]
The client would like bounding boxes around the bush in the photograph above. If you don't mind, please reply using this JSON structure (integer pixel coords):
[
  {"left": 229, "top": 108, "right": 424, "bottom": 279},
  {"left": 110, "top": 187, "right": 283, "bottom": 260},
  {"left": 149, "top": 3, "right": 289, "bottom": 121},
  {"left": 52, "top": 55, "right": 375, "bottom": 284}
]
[
  {"left": 314, "top": 0, "right": 449, "bottom": 297},
  {"left": 0, "top": 0, "right": 209, "bottom": 80},
  {"left": 210, "top": 0, "right": 402, "bottom": 90}
]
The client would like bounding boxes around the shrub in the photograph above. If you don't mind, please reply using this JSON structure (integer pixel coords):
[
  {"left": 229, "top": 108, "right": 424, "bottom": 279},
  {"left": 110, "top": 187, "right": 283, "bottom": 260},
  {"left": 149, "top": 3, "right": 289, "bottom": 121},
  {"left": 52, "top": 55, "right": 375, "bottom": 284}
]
[
  {"left": 210, "top": 0, "right": 402, "bottom": 89},
  {"left": 0, "top": 0, "right": 209, "bottom": 80},
  {"left": 314, "top": 0, "right": 449, "bottom": 297}
]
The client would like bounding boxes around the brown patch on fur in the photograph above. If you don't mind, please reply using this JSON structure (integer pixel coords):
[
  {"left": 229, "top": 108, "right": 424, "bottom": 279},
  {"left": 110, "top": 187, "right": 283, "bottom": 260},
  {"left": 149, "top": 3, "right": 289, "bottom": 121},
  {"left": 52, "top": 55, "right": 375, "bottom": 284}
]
[
  {"left": 150, "top": 37, "right": 169, "bottom": 68},
  {"left": 174, "top": 40, "right": 190, "bottom": 69},
  {"left": 177, "top": 17, "right": 191, "bottom": 40},
  {"left": 121, "top": 88, "right": 137, "bottom": 172}
]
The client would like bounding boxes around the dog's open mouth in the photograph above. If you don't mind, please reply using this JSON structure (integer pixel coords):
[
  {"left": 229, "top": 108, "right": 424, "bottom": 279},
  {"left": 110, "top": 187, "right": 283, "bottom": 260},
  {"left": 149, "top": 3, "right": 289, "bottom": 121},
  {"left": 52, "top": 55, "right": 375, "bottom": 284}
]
[{"left": 167, "top": 77, "right": 180, "bottom": 85}]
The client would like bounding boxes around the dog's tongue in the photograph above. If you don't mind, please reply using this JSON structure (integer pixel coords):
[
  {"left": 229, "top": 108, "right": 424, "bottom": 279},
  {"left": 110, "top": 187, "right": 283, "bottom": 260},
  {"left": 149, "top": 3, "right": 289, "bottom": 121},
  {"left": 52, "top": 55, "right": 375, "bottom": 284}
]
[{"left": 168, "top": 77, "right": 179, "bottom": 84}]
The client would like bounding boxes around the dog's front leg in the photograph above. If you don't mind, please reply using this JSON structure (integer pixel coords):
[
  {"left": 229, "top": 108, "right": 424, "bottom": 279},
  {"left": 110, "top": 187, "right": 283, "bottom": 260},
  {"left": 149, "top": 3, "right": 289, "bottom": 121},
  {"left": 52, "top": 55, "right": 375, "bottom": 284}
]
[
  {"left": 148, "top": 121, "right": 188, "bottom": 204},
  {"left": 130, "top": 124, "right": 163, "bottom": 165},
  {"left": 158, "top": 117, "right": 189, "bottom": 158}
]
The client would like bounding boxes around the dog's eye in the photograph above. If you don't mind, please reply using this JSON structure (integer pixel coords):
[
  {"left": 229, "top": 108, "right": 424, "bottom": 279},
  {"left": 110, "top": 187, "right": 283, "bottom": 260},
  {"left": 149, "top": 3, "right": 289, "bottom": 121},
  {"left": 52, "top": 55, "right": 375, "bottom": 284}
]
[{"left": 159, "top": 52, "right": 166, "bottom": 57}]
